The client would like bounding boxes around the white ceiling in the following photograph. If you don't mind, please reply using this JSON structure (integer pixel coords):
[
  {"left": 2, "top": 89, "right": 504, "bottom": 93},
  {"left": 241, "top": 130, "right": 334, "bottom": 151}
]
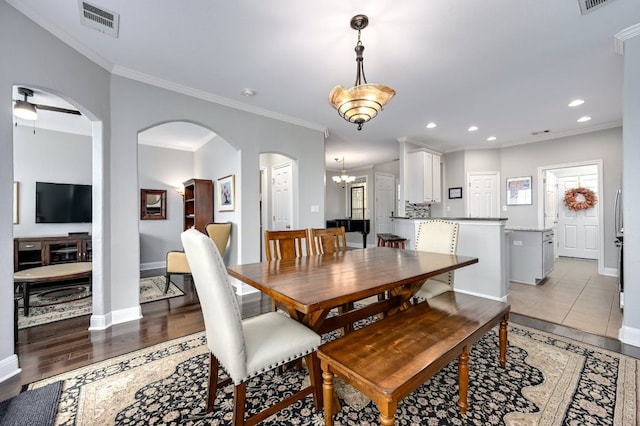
[{"left": 8, "top": 0, "right": 640, "bottom": 170}]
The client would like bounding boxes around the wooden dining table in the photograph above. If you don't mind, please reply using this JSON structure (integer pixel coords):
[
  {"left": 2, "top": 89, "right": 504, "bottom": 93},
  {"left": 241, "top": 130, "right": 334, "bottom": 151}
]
[{"left": 227, "top": 246, "right": 478, "bottom": 334}]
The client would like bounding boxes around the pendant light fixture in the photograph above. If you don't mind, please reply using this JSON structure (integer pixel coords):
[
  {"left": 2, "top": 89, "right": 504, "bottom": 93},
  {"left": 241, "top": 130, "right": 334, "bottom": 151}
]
[
  {"left": 13, "top": 87, "right": 38, "bottom": 121},
  {"left": 332, "top": 157, "right": 356, "bottom": 187},
  {"left": 329, "top": 14, "right": 395, "bottom": 131}
]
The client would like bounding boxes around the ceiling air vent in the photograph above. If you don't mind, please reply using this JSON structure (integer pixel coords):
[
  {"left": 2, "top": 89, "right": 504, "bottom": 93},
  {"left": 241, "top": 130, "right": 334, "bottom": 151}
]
[
  {"left": 78, "top": 1, "right": 119, "bottom": 38},
  {"left": 578, "top": 0, "right": 618, "bottom": 15}
]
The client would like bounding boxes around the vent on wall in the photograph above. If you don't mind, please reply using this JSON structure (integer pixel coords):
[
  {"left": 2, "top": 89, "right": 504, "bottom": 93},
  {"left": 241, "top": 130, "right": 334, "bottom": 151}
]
[
  {"left": 578, "top": 0, "right": 618, "bottom": 15},
  {"left": 78, "top": 0, "right": 120, "bottom": 38}
]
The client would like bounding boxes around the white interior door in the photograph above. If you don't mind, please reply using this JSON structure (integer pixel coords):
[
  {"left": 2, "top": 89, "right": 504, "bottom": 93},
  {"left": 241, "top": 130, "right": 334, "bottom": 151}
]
[
  {"left": 557, "top": 174, "right": 598, "bottom": 259},
  {"left": 375, "top": 173, "right": 395, "bottom": 234},
  {"left": 467, "top": 172, "right": 500, "bottom": 217},
  {"left": 272, "top": 162, "right": 293, "bottom": 231}
]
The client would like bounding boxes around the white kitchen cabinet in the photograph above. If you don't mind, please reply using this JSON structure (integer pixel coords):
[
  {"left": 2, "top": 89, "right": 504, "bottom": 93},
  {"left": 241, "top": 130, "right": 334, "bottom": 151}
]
[
  {"left": 508, "top": 229, "right": 555, "bottom": 285},
  {"left": 406, "top": 151, "right": 441, "bottom": 203}
]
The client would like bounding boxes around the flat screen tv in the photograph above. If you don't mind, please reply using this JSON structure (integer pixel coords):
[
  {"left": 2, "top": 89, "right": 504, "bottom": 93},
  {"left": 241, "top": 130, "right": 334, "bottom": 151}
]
[{"left": 35, "top": 182, "right": 92, "bottom": 223}]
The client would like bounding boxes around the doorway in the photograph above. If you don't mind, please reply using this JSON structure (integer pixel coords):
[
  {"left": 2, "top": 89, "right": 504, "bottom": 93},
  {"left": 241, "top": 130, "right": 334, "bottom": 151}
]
[
  {"left": 259, "top": 153, "right": 296, "bottom": 260},
  {"left": 537, "top": 161, "right": 604, "bottom": 273},
  {"left": 375, "top": 173, "right": 395, "bottom": 234},
  {"left": 11, "top": 85, "right": 104, "bottom": 329}
]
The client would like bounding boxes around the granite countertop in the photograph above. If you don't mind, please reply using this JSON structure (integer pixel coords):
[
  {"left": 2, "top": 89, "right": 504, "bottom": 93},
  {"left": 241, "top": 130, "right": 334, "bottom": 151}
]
[
  {"left": 391, "top": 216, "right": 508, "bottom": 221},
  {"left": 505, "top": 227, "right": 554, "bottom": 232}
]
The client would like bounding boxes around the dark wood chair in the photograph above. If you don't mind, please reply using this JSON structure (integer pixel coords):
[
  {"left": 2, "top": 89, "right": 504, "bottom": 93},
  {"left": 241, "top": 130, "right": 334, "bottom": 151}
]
[
  {"left": 309, "top": 227, "right": 347, "bottom": 255},
  {"left": 264, "top": 229, "right": 310, "bottom": 261}
]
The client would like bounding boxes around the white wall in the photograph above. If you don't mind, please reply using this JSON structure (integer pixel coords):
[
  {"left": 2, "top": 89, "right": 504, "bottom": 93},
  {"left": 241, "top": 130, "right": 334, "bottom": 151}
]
[{"left": 13, "top": 126, "right": 92, "bottom": 237}]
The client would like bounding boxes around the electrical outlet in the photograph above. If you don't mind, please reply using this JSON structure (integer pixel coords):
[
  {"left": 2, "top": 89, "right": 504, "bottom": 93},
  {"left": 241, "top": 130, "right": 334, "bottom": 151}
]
[
  {"left": 513, "top": 240, "right": 523, "bottom": 246},
  {"left": 310, "top": 205, "right": 319, "bottom": 213}
]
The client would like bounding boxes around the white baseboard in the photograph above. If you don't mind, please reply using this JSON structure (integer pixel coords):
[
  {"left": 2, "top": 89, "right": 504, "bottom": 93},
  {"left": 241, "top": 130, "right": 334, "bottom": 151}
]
[
  {"left": 89, "top": 312, "right": 112, "bottom": 330},
  {"left": 454, "top": 288, "right": 509, "bottom": 303},
  {"left": 140, "top": 261, "right": 166, "bottom": 271},
  {"left": 112, "top": 306, "right": 143, "bottom": 325},
  {"left": 602, "top": 266, "right": 619, "bottom": 277},
  {"left": 619, "top": 324, "right": 640, "bottom": 348},
  {"left": 89, "top": 306, "right": 142, "bottom": 330},
  {"left": 0, "top": 354, "right": 21, "bottom": 383}
]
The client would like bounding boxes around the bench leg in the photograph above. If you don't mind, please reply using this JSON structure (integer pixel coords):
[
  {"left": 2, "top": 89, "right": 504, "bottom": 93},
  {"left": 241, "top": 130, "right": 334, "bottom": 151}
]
[
  {"left": 379, "top": 400, "right": 398, "bottom": 426},
  {"left": 23, "top": 282, "right": 31, "bottom": 316},
  {"left": 499, "top": 314, "right": 509, "bottom": 368},
  {"left": 457, "top": 344, "right": 470, "bottom": 414},
  {"left": 322, "top": 368, "right": 335, "bottom": 426}
]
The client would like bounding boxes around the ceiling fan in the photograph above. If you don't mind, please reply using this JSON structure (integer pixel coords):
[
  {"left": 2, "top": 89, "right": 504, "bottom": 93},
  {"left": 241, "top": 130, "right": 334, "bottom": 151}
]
[{"left": 13, "top": 87, "right": 81, "bottom": 120}]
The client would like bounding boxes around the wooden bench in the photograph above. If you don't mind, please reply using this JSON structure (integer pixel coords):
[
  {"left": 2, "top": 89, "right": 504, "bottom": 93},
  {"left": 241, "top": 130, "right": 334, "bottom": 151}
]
[
  {"left": 317, "top": 291, "right": 510, "bottom": 426},
  {"left": 14, "top": 262, "right": 92, "bottom": 316}
]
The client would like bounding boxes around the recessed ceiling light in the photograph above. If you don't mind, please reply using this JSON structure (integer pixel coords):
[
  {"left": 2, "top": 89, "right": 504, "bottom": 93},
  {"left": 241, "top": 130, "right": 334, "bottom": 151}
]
[
  {"left": 426, "top": 122, "right": 437, "bottom": 129},
  {"left": 577, "top": 116, "right": 591, "bottom": 122},
  {"left": 568, "top": 99, "right": 584, "bottom": 107},
  {"left": 242, "top": 88, "right": 256, "bottom": 97},
  {"left": 486, "top": 136, "right": 497, "bottom": 141},
  {"left": 467, "top": 126, "right": 478, "bottom": 132}
]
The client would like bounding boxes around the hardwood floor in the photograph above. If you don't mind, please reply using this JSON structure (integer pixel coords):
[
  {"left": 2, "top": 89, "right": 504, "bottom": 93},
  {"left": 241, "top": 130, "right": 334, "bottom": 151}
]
[
  {"left": 2, "top": 266, "right": 639, "bottom": 404},
  {"left": 0, "top": 274, "right": 269, "bottom": 402}
]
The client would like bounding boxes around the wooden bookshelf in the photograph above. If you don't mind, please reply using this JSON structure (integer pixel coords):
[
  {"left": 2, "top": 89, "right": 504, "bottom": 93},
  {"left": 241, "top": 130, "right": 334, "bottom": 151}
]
[{"left": 183, "top": 178, "right": 213, "bottom": 232}]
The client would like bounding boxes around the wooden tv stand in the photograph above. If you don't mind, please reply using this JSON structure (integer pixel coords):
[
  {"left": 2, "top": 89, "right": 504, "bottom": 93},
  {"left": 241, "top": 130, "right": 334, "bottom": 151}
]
[{"left": 14, "top": 234, "right": 92, "bottom": 272}]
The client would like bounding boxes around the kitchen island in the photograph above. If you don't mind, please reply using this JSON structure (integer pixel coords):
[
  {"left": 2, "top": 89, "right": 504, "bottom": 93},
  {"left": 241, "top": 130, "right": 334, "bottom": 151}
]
[{"left": 392, "top": 217, "right": 509, "bottom": 301}]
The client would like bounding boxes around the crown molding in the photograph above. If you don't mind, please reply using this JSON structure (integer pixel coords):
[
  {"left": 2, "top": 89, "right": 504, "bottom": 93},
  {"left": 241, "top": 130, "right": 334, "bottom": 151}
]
[
  {"left": 614, "top": 23, "right": 640, "bottom": 55},
  {"left": 112, "top": 66, "right": 328, "bottom": 134}
]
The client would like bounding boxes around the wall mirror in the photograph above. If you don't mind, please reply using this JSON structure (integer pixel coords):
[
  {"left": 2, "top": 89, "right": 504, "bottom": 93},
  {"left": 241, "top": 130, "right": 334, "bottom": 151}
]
[{"left": 140, "top": 189, "right": 167, "bottom": 220}]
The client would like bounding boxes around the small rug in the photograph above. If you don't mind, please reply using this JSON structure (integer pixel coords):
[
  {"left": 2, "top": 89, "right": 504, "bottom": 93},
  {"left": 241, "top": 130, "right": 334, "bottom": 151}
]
[
  {"left": 17, "top": 276, "right": 184, "bottom": 330},
  {"left": 0, "top": 381, "right": 62, "bottom": 426},
  {"left": 28, "top": 323, "right": 638, "bottom": 425}
]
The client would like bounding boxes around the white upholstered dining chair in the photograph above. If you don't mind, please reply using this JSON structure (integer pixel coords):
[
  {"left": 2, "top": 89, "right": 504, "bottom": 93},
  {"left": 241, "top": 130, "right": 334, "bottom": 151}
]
[
  {"left": 413, "top": 219, "right": 460, "bottom": 300},
  {"left": 180, "top": 228, "right": 322, "bottom": 425}
]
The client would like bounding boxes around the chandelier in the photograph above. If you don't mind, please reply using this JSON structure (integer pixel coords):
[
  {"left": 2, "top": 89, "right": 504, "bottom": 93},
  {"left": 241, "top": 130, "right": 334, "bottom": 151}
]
[
  {"left": 332, "top": 157, "right": 356, "bottom": 186},
  {"left": 329, "top": 14, "right": 395, "bottom": 131}
]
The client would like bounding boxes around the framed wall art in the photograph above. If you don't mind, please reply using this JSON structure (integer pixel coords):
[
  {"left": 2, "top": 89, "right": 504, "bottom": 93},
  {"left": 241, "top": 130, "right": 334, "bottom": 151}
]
[
  {"left": 506, "top": 176, "right": 532, "bottom": 205},
  {"left": 217, "top": 174, "right": 235, "bottom": 211},
  {"left": 448, "top": 187, "right": 462, "bottom": 199}
]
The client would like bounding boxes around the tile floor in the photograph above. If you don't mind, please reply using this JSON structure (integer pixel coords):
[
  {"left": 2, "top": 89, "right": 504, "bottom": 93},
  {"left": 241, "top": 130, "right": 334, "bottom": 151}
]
[{"left": 508, "top": 257, "right": 623, "bottom": 340}]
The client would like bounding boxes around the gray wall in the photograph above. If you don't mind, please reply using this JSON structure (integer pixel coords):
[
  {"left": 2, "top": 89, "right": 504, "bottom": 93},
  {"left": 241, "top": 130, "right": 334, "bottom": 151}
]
[
  {"left": 1, "top": 2, "right": 112, "bottom": 374},
  {"left": 13, "top": 126, "right": 93, "bottom": 237},
  {"left": 138, "top": 143, "right": 194, "bottom": 268},
  {"left": 501, "top": 127, "right": 622, "bottom": 270},
  {"left": 621, "top": 34, "right": 640, "bottom": 342},
  {"left": 1, "top": 1, "right": 326, "bottom": 378}
]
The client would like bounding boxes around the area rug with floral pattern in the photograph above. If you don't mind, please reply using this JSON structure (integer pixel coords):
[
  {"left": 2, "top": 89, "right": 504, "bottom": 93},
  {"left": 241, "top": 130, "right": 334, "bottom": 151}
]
[
  {"left": 17, "top": 276, "right": 184, "bottom": 330},
  {"left": 28, "top": 321, "right": 637, "bottom": 425}
]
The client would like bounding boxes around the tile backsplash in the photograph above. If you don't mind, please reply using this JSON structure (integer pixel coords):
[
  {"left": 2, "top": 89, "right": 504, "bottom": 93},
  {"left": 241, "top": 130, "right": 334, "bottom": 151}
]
[{"left": 405, "top": 201, "right": 430, "bottom": 218}]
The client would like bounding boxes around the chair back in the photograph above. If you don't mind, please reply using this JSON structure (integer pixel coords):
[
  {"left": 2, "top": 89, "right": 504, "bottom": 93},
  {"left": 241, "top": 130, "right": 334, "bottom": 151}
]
[
  {"left": 181, "top": 228, "right": 247, "bottom": 382},
  {"left": 264, "top": 229, "right": 310, "bottom": 261},
  {"left": 309, "top": 227, "right": 347, "bottom": 255},
  {"left": 415, "top": 220, "right": 459, "bottom": 287},
  {"left": 205, "top": 222, "right": 232, "bottom": 256}
]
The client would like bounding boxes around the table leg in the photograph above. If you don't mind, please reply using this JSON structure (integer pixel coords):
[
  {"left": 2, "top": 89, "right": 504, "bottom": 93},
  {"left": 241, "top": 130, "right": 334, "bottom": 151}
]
[
  {"left": 499, "top": 314, "right": 509, "bottom": 368},
  {"left": 362, "top": 233, "right": 367, "bottom": 248},
  {"left": 23, "top": 282, "right": 30, "bottom": 316},
  {"left": 457, "top": 344, "right": 470, "bottom": 414},
  {"left": 379, "top": 400, "right": 397, "bottom": 426}
]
